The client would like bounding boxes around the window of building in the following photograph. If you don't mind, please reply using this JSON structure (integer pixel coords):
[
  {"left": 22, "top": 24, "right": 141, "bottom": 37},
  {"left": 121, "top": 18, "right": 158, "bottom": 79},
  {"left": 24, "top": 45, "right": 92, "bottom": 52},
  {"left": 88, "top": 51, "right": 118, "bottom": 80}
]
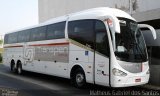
[{"left": 150, "top": 46, "right": 160, "bottom": 65}]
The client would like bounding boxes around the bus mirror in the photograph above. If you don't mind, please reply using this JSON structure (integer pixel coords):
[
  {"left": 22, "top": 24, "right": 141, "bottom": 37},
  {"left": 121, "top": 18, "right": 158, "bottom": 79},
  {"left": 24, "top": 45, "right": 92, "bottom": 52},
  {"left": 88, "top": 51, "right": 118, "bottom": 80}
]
[
  {"left": 138, "top": 24, "right": 157, "bottom": 40},
  {"left": 105, "top": 16, "right": 120, "bottom": 33},
  {"left": 105, "top": 16, "right": 120, "bottom": 51},
  {"left": 114, "top": 17, "right": 120, "bottom": 33}
]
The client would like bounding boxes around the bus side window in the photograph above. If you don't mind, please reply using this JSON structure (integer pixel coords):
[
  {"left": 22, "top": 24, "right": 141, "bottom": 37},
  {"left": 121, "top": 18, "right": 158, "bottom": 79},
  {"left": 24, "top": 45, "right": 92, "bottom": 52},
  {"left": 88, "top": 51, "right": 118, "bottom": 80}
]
[
  {"left": 4, "top": 34, "right": 9, "bottom": 44},
  {"left": 8, "top": 32, "right": 18, "bottom": 44},
  {"left": 18, "top": 30, "right": 30, "bottom": 43},
  {"left": 46, "top": 22, "right": 65, "bottom": 40},
  {"left": 95, "top": 20, "right": 110, "bottom": 57},
  {"left": 68, "top": 20, "right": 94, "bottom": 49},
  {"left": 30, "top": 26, "right": 46, "bottom": 41}
]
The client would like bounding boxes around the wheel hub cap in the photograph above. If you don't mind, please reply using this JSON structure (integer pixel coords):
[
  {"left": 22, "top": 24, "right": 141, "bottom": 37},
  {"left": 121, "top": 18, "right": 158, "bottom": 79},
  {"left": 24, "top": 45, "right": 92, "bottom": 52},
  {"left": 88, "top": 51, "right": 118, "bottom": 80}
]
[{"left": 76, "top": 74, "right": 84, "bottom": 83}]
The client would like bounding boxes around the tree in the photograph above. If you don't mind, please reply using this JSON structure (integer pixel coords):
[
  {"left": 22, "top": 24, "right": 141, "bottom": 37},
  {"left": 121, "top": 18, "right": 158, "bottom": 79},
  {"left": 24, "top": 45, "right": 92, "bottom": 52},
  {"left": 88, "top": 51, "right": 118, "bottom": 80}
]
[{"left": 0, "top": 40, "right": 3, "bottom": 45}]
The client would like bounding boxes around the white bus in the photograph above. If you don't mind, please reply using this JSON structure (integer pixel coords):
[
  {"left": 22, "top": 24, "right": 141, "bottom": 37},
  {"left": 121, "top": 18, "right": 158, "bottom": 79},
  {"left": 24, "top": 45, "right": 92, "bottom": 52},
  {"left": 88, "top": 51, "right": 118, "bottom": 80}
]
[{"left": 3, "top": 7, "right": 157, "bottom": 88}]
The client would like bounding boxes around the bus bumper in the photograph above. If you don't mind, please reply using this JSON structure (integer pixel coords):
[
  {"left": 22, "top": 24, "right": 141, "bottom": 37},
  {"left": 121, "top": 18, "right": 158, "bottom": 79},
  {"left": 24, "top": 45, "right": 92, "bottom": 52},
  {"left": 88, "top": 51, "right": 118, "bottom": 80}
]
[{"left": 111, "top": 75, "right": 150, "bottom": 87}]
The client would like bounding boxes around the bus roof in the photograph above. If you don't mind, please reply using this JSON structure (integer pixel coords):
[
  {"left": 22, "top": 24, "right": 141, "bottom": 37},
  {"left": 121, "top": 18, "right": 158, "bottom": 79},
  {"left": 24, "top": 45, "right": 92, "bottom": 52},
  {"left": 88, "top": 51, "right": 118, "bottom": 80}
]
[{"left": 68, "top": 7, "right": 135, "bottom": 21}]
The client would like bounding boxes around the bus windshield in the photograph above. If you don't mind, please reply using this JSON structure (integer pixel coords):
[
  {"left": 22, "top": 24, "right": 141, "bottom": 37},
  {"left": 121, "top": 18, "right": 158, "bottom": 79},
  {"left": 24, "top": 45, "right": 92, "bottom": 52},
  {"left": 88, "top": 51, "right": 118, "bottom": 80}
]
[{"left": 115, "top": 18, "right": 147, "bottom": 62}]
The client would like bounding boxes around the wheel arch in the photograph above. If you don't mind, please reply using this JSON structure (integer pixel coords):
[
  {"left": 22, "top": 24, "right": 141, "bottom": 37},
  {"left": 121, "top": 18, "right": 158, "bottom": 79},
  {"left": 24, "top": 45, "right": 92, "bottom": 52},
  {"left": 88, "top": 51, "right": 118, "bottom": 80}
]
[
  {"left": 10, "top": 59, "right": 15, "bottom": 66},
  {"left": 16, "top": 60, "right": 22, "bottom": 68},
  {"left": 70, "top": 64, "right": 85, "bottom": 79}
]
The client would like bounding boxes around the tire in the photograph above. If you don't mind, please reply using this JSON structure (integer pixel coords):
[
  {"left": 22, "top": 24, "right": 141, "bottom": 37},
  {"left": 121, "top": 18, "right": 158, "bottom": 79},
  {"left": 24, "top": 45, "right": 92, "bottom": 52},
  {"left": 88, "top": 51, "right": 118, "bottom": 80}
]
[
  {"left": 72, "top": 68, "right": 86, "bottom": 88},
  {"left": 17, "top": 62, "right": 22, "bottom": 75},
  {"left": 11, "top": 61, "right": 16, "bottom": 73}
]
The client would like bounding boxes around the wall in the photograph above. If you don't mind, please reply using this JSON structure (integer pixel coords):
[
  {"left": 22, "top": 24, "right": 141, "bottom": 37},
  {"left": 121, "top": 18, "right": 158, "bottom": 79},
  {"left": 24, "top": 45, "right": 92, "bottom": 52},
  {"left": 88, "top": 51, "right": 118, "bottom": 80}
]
[
  {"left": 39, "top": 0, "right": 160, "bottom": 23},
  {"left": 38, "top": 0, "right": 130, "bottom": 23}
]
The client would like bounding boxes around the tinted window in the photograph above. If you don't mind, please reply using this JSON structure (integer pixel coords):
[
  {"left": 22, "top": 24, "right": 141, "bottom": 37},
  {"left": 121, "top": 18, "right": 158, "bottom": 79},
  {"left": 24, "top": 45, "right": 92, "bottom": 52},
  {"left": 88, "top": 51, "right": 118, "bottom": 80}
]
[
  {"left": 47, "top": 22, "right": 65, "bottom": 40},
  {"left": 4, "top": 34, "right": 9, "bottom": 44},
  {"left": 18, "top": 30, "right": 30, "bottom": 43},
  {"left": 68, "top": 20, "right": 94, "bottom": 48},
  {"left": 95, "top": 20, "right": 110, "bottom": 57},
  {"left": 30, "top": 26, "right": 46, "bottom": 41},
  {"left": 8, "top": 32, "right": 18, "bottom": 44},
  {"left": 115, "top": 18, "right": 147, "bottom": 62}
]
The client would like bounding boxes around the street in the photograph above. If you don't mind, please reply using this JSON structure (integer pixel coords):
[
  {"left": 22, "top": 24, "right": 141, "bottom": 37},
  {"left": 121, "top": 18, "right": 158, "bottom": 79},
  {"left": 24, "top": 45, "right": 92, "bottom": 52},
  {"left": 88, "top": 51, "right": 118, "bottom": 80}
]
[{"left": 0, "top": 64, "right": 159, "bottom": 96}]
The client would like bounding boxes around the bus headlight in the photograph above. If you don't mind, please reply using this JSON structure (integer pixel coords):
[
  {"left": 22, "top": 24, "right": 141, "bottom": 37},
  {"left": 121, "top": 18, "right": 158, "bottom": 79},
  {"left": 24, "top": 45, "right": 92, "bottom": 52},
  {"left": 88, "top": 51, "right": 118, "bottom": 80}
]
[{"left": 112, "top": 68, "right": 127, "bottom": 77}]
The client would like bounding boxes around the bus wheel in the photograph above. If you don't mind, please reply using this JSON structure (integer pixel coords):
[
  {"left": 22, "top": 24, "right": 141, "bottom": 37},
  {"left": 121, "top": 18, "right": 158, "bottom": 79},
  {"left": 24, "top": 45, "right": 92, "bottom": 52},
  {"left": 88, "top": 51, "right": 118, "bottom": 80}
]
[
  {"left": 17, "top": 62, "right": 22, "bottom": 75},
  {"left": 72, "top": 68, "right": 86, "bottom": 88},
  {"left": 11, "top": 61, "right": 16, "bottom": 73}
]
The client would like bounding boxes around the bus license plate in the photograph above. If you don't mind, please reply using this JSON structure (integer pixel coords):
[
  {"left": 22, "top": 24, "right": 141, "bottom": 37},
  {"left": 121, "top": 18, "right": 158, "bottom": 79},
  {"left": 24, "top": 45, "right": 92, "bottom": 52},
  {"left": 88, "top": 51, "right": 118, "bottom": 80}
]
[{"left": 135, "top": 78, "right": 141, "bottom": 82}]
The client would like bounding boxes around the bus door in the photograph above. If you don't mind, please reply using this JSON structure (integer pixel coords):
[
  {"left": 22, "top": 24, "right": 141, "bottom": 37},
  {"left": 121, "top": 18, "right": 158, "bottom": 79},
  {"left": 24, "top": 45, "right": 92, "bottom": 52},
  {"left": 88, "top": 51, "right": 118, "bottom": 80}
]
[{"left": 94, "top": 20, "right": 110, "bottom": 86}]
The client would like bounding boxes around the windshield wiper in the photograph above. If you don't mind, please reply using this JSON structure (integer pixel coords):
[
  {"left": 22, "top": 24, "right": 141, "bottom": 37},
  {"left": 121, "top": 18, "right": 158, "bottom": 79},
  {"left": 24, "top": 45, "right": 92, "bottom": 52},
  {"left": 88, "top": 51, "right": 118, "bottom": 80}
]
[
  {"left": 135, "top": 43, "right": 146, "bottom": 61},
  {"left": 129, "top": 29, "right": 146, "bottom": 62},
  {"left": 135, "top": 28, "right": 147, "bottom": 61}
]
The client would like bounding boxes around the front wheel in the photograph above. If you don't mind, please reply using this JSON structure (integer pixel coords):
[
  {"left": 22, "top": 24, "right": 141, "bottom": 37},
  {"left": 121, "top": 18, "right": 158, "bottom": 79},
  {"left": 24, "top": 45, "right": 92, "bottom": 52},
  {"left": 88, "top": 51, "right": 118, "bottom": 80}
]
[{"left": 72, "top": 68, "right": 86, "bottom": 88}]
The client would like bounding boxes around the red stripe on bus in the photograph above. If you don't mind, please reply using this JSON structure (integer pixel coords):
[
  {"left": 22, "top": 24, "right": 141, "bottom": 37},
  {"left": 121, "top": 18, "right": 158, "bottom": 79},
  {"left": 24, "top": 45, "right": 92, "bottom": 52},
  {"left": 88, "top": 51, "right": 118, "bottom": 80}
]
[
  {"left": 4, "top": 45, "right": 23, "bottom": 48},
  {"left": 29, "top": 42, "right": 69, "bottom": 46}
]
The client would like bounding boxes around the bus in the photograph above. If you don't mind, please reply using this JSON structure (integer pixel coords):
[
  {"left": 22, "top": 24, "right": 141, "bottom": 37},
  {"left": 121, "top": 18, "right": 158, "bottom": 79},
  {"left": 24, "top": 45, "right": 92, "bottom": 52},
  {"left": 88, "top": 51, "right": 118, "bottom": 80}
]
[{"left": 3, "top": 7, "right": 157, "bottom": 88}]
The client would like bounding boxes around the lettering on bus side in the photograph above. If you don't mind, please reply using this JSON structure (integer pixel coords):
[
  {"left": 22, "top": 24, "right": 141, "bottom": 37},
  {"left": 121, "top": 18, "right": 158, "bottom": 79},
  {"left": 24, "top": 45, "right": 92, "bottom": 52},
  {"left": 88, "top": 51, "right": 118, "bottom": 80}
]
[{"left": 34, "top": 45, "right": 69, "bottom": 63}]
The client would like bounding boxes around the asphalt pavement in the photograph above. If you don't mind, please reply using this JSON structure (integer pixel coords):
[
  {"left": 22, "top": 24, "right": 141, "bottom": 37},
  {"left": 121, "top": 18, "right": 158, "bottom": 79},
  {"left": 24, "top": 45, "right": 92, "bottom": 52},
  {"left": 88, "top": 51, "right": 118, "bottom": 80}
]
[{"left": 0, "top": 64, "right": 159, "bottom": 96}]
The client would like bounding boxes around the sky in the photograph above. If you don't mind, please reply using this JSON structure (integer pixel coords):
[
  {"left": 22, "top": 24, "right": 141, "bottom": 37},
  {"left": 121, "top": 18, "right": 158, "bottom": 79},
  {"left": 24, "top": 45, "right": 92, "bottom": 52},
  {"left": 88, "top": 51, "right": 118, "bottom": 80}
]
[{"left": 0, "top": 0, "right": 38, "bottom": 36}]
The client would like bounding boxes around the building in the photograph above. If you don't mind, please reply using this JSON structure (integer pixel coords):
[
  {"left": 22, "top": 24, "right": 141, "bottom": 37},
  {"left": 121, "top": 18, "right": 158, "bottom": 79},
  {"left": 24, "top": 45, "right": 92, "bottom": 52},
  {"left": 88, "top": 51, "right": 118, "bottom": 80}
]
[
  {"left": 39, "top": 0, "right": 160, "bottom": 23},
  {"left": 38, "top": 0, "right": 160, "bottom": 86}
]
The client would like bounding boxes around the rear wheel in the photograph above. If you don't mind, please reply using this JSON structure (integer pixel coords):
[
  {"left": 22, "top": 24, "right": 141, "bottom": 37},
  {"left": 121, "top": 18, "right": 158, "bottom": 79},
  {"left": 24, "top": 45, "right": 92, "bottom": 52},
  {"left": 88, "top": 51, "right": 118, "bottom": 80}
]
[
  {"left": 11, "top": 61, "right": 16, "bottom": 73},
  {"left": 72, "top": 68, "right": 86, "bottom": 88},
  {"left": 17, "top": 62, "right": 22, "bottom": 75}
]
